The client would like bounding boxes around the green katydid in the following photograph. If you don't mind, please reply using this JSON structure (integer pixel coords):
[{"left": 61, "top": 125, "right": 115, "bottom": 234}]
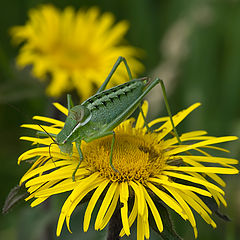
[{"left": 54, "top": 56, "right": 181, "bottom": 181}]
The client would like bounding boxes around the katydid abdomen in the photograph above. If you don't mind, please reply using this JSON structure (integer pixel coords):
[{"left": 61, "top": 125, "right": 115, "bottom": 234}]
[{"left": 82, "top": 79, "right": 146, "bottom": 129}]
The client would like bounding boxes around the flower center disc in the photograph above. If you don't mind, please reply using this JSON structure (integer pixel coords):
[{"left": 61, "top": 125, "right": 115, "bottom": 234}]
[{"left": 82, "top": 133, "right": 165, "bottom": 182}]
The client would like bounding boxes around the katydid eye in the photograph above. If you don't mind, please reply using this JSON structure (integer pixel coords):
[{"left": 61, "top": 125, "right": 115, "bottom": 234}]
[
  {"left": 70, "top": 106, "right": 92, "bottom": 126},
  {"left": 71, "top": 109, "right": 84, "bottom": 123}
]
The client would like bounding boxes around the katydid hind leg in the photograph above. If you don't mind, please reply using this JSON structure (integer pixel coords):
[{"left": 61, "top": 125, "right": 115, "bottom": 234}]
[
  {"left": 101, "top": 78, "right": 181, "bottom": 145},
  {"left": 158, "top": 79, "right": 182, "bottom": 144},
  {"left": 72, "top": 140, "right": 83, "bottom": 181},
  {"left": 140, "top": 78, "right": 181, "bottom": 143},
  {"left": 97, "top": 56, "right": 133, "bottom": 93}
]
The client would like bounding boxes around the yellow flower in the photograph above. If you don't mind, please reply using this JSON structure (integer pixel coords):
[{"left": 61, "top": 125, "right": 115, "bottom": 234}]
[
  {"left": 10, "top": 5, "right": 144, "bottom": 99},
  {"left": 18, "top": 101, "right": 238, "bottom": 239}
]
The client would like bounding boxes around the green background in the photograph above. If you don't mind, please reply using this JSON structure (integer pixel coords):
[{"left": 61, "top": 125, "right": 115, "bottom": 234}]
[{"left": 0, "top": 0, "right": 240, "bottom": 239}]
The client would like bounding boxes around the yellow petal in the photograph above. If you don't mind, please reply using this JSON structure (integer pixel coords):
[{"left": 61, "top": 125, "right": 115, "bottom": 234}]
[
  {"left": 65, "top": 178, "right": 103, "bottom": 233},
  {"left": 178, "top": 157, "right": 227, "bottom": 187},
  {"left": 30, "top": 180, "right": 59, "bottom": 206},
  {"left": 181, "top": 130, "right": 208, "bottom": 138},
  {"left": 30, "top": 197, "right": 49, "bottom": 207},
  {"left": 143, "top": 197, "right": 150, "bottom": 239},
  {"left": 129, "top": 181, "right": 145, "bottom": 216},
  {"left": 53, "top": 103, "right": 68, "bottom": 116},
  {"left": 184, "top": 190, "right": 212, "bottom": 214},
  {"left": 149, "top": 177, "right": 212, "bottom": 197},
  {"left": 163, "top": 130, "right": 209, "bottom": 147},
  {"left": 99, "top": 185, "right": 120, "bottom": 230},
  {"left": 155, "top": 103, "right": 201, "bottom": 141},
  {"left": 180, "top": 155, "right": 238, "bottom": 165},
  {"left": 166, "top": 136, "right": 238, "bottom": 156},
  {"left": 148, "top": 117, "right": 169, "bottom": 128},
  {"left": 119, "top": 182, "right": 130, "bottom": 236},
  {"left": 21, "top": 160, "right": 70, "bottom": 184},
  {"left": 147, "top": 182, "right": 187, "bottom": 219},
  {"left": 95, "top": 182, "right": 118, "bottom": 230},
  {"left": 120, "top": 193, "right": 138, "bottom": 237},
  {"left": 142, "top": 186, "right": 163, "bottom": 233},
  {"left": 165, "top": 186, "right": 197, "bottom": 238},
  {"left": 26, "top": 164, "right": 89, "bottom": 189},
  {"left": 20, "top": 136, "right": 52, "bottom": 145},
  {"left": 46, "top": 71, "right": 69, "bottom": 97},
  {"left": 177, "top": 189, "right": 216, "bottom": 228},
  {"left": 56, "top": 172, "right": 100, "bottom": 236},
  {"left": 20, "top": 124, "right": 60, "bottom": 135},
  {"left": 137, "top": 214, "right": 145, "bottom": 240},
  {"left": 18, "top": 146, "right": 75, "bottom": 164},
  {"left": 166, "top": 166, "right": 239, "bottom": 175},
  {"left": 34, "top": 179, "right": 77, "bottom": 197},
  {"left": 163, "top": 171, "right": 224, "bottom": 195},
  {"left": 203, "top": 145, "right": 230, "bottom": 153},
  {"left": 33, "top": 115, "right": 64, "bottom": 127},
  {"left": 83, "top": 179, "right": 109, "bottom": 232}
]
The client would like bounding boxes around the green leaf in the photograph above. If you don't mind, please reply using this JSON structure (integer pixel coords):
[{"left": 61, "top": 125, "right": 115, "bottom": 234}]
[
  {"left": 149, "top": 199, "right": 182, "bottom": 240},
  {"left": 2, "top": 184, "right": 29, "bottom": 214}
]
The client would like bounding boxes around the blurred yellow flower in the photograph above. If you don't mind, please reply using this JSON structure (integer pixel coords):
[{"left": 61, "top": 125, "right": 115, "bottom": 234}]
[
  {"left": 11, "top": 5, "right": 144, "bottom": 99},
  {"left": 18, "top": 101, "right": 238, "bottom": 239}
]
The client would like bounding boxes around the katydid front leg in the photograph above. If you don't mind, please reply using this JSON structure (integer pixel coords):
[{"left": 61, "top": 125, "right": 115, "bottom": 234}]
[
  {"left": 73, "top": 131, "right": 118, "bottom": 180},
  {"left": 72, "top": 140, "right": 83, "bottom": 181},
  {"left": 67, "top": 94, "right": 74, "bottom": 111}
]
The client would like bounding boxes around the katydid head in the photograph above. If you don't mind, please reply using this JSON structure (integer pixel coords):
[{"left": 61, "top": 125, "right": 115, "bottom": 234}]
[{"left": 56, "top": 105, "right": 92, "bottom": 154}]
